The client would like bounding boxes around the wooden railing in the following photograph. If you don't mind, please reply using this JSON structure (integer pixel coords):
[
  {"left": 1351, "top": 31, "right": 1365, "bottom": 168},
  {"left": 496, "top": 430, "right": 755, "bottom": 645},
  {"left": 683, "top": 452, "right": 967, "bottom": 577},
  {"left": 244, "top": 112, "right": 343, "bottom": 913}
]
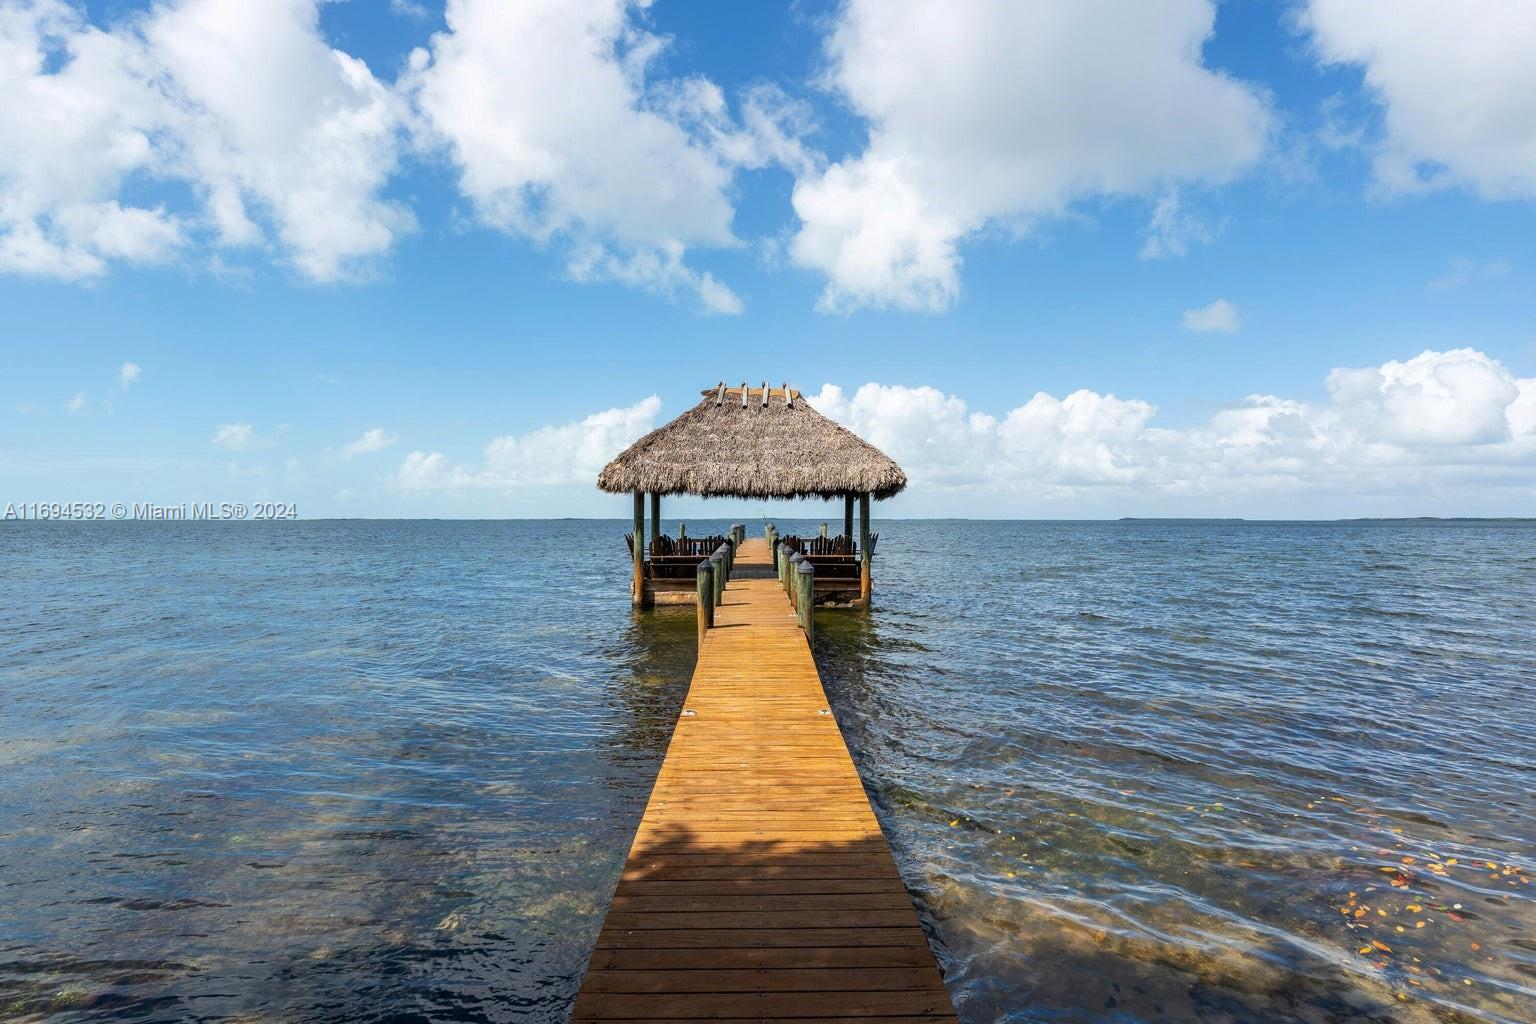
[
  {"left": 776, "top": 533, "right": 874, "bottom": 580},
  {"left": 626, "top": 533, "right": 731, "bottom": 579}
]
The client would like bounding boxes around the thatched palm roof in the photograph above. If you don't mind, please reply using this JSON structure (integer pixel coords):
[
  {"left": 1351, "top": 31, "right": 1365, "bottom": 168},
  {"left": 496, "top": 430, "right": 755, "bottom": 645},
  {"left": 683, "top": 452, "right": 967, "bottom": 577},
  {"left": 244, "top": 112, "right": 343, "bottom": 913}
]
[{"left": 598, "top": 383, "right": 907, "bottom": 500}]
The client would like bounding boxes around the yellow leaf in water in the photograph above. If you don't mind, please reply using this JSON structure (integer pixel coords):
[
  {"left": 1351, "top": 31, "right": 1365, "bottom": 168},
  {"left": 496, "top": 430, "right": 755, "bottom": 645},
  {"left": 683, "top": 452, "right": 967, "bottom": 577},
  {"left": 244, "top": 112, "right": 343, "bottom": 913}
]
[
  {"left": 1406, "top": 904, "right": 1422, "bottom": 913},
  {"left": 1371, "top": 940, "right": 1392, "bottom": 952},
  {"left": 1359, "top": 946, "right": 1373, "bottom": 954},
  {"left": 1415, "top": 921, "right": 1425, "bottom": 928},
  {"left": 948, "top": 819, "right": 959, "bottom": 827}
]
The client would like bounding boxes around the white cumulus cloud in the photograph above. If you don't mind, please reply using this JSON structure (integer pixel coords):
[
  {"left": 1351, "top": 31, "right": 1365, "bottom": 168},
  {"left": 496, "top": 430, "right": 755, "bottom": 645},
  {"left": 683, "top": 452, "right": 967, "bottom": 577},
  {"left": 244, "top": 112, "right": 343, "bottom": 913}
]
[
  {"left": 145, "top": 0, "right": 411, "bottom": 280},
  {"left": 118, "top": 360, "right": 141, "bottom": 387},
  {"left": 391, "top": 350, "right": 1536, "bottom": 512},
  {"left": 0, "top": 0, "right": 409, "bottom": 282},
  {"left": 1303, "top": 1, "right": 1536, "bottom": 200},
  {"left": 342, "top": 426, "right": 399, "bottom": 458},
  {"left": 805, "top": 348, "right": 1536, "bottom": 509},
  {"left": 395, "top": 395, "right": 660, "bottom": 491},
  {"left": 790, "top": 0, "right": 1270, "bottom": 312},
  {"left": 1181, "top": 298, "right": 1241, "bottom": 333},
  {"left": 63, "top": 390, "right": 87, "bottom": 413},
  {"left": 403, "top": 0, "right": 779, "bottom": 314},
  {"left": 1324, "top": 348, "right": 1520, "bottom": 446}
]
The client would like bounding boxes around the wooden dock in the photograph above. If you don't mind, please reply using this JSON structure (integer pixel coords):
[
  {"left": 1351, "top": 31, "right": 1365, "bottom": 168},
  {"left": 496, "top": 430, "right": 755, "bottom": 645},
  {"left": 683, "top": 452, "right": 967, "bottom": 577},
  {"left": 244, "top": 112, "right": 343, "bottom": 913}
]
[{"left": 572, "top": 538, "right": 956, "bottom": 1023}]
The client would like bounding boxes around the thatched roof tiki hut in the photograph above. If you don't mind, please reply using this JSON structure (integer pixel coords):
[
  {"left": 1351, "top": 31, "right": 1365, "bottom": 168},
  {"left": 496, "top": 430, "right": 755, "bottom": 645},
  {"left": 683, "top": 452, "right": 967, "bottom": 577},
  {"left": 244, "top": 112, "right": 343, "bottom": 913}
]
[{"left": 598, "top": 382, "right": 907, "bottom": 607}]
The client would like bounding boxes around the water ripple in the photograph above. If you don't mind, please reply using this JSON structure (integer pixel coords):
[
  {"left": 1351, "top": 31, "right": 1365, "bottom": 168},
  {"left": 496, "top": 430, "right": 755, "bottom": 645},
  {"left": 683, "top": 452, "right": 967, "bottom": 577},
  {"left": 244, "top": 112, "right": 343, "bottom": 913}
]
[
  {"left": 1, "top": 519, "right": 1532, "bottom": 1023},
  {"left": 817, "top": 520, "right": 1536, "bottom": 1024}
]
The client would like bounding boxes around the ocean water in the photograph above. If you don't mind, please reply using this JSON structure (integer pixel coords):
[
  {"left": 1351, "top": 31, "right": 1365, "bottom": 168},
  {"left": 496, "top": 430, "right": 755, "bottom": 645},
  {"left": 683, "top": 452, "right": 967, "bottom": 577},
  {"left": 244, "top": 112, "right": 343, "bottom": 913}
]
[{"left": 1, "top": 519, "right": 1532, "bottom": 1024}]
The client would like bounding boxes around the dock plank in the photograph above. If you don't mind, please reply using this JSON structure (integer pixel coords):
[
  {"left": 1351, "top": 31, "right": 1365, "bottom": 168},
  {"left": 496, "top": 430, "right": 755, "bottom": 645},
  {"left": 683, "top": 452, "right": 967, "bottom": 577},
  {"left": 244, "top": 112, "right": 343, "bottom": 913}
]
[{"left": 571, "top": 538, "right": 954, "bottom": 1022}]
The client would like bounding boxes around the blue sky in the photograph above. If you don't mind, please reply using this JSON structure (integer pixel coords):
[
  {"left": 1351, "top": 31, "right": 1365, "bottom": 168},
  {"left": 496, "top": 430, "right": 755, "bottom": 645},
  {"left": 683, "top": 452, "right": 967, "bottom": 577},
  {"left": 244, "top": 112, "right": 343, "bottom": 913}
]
[{"left": 3, "top": 0, "right": 1534, "bottom": 519}]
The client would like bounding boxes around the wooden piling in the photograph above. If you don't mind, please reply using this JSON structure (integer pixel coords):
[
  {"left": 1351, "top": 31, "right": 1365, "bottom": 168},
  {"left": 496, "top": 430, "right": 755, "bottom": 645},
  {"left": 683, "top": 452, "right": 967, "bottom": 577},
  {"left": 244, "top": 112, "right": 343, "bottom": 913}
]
[
  {"left": 632, "top": 491, "right": 646, "bottom": 607},
  {"left": 859, "top": 492, "right": 871, "bottom": 603},
  {"left": 844, "top": 493, "right": 854, "bottom": 539},
  {"left": 796, "top": 559, "right": 815, "bottom": 642},
  {"left": 711, "top": 547, "right": 727, "bottom": 607},
  {"left": 787, "top": 551, "right": 806, "bottom": 612},
  {"left": 695, "top": 560, "right": 713, "bottom": 646},
  {"left": 648, "top": 492, "right": 661, "bottom": 549}
]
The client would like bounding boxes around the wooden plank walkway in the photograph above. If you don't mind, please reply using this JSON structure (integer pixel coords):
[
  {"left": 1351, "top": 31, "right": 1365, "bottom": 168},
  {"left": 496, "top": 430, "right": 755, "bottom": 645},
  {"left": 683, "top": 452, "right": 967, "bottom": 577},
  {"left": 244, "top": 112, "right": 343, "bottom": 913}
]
[{"left": 572, "top": 538, "right": 956, "bottom": 1023}]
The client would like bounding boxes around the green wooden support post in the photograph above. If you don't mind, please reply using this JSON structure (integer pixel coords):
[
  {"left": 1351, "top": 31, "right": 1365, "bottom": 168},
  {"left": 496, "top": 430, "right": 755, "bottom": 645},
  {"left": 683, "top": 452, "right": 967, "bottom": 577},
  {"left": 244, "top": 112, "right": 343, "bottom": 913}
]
[
  {"left": 679, "top": 522, "right": 687, "bottom": 540},
  {"left": 711, "top": 547, "right": 727, "bottom": 607},
  {"left": 632, "top": 491, "right": 646, "bottom": 606},
  {"left": 648, "top": 492, "right": 661, "bottom": 549},
  {"left": 843, "top": 494, "right": 854, "bottom": 540},
  {"left": 859, "top": 492, "right": 871, "bottom": 603},
  {"left": 796, "top": 560, "right": 815, "bottom": 642},
  {"left": 819, "top": 522, "right": 828, "bottom": 540},
  {"left": 696, "top": 560, "right": 713, "bottom": 646},
  {"left": 788, "top": 552, "right": 806, "bottom": 612}
]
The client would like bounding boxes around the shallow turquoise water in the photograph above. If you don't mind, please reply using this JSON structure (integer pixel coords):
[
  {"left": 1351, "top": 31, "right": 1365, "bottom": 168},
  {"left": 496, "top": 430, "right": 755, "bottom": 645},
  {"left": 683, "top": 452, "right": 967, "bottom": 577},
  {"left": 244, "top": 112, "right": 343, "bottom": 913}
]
[{"left": 1, "top": 520, "right": 1532, "bottom": 1023}]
